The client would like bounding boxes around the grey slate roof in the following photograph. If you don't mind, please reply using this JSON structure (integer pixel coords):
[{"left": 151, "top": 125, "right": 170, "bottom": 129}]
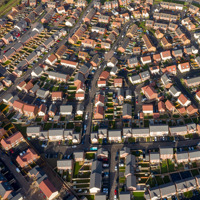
[
  {"left": 32, "top": 66, "right": 43, "bottom": 76},
  {"left": 130, "top": 74, "right": 141, "bottom": 82},
  {"left": 48, "top": 71, "right": 68, "bottom": 79},
  {"left": 170, "top": 125, "right": 187, "bottom": 133},
  {"left": 126, "top": 174, "right": 136, "bottom": 189},
  {"left": 132, "top": 128, "right": 149, "bottom": 136},
  {"left": 189, "top": 150, "right": 200, "bottom": 160},
  {"left": 74, "top": 151, "right": 84, "bottom": 160},
  {"left": 79, "top": 65, "right": 89, "bottom": 75},
  {"left": 123, "top": 103, "right": 132, "bottom": 117},
  {"left": 150, "top": 125, "right": 169, "bottom": 132},
  {"left": 117, "top": 88, "right": 124, "bottom": 97},
  {"left": 31, "top": 83, "right": 40, "bottom": 93},
  {"left": 89, "top": 172, "right": 102, "bottom": 190},
  {"left": 150, "top": 152, "right": 160, "bottom": 161},
  {"left": 108, "top": 129, "right": 121, "bottom": 138},
  {"left": 60, "top": 105, "right": 73, "bottom": 114},
  {"left": 95, "top": 194, "right": 107, "bottom": 200},
  {"left": 49, "top": 104, "right": 57, "bottom": 114},
  {"left": 160, "top": 147, "right": 173, "bottom": 156},
  {"left": 119, "top": 192, "right": 131, "bottom": 200},
  {"left": 169, "top": 85, "right": 180, "bottom": 96},
  {"left": 140, "top": 70, "right": 150, "bottom": 79},
  {"left": 36, "top": 89, "right": 49, "bottom": 98},
  {"left": 91, "top": 160, "right": 102, "bottom": 174},
  {"left": 27, "top": 126, "right": 40, "bottom": 134},
  {"left": 57, "top": 159, "right": 72, "bottom": 169},
  {"left": 187, "top": 123, "right": 196, "bottom": 132},
  {"left": 91, "top": 132, "right": 98, "bottom": 139},
  {"left": 128, "top": 57, "right": 138, "bottom": 65},
  {"left": 149, "top": 187, "right": 161, "bottom": 198},
  {"left": 186, "top": 76, "right": 200, "bottom": 85},
  {"left": 48, "top": 129, "right": 64, "bottom": 137},
  {"left": 74, "top": 72, "right": 85, "bottom": 83},
  {"left": 176, "top": 152, "right": 189, "bottom": 161},
  {"left": 160, "top": 183, "right": 176, "bottom": 196}
]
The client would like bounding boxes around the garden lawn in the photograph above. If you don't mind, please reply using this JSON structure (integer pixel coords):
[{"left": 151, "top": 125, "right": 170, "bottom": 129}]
[
  {"left": 161, "top": 160, "right": 168, "bottom": 174},
  {"left": 133, "top": 192, "right": 145, "bottom": 200}
]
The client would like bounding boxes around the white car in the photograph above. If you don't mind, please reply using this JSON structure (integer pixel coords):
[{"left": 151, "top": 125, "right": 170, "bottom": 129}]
[{"left": 72, "top": 145, "right": 77, "bottom": 148}]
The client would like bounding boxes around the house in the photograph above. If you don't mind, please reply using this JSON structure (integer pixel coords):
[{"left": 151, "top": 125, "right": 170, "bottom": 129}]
[
  {"left": 61, "top": 60, "right": 78, "bottom": 68},
  {"left": 31, "top": 66, "right": 44, "bottom": 77},
  {"left": 0, "top": 182, "right": 13, "bottom": 200},
  {"left": 155, "top": 29, "right": 164, "bottom": 39},
  {"left": 89, "top": 160, "right": 102, "bottom": 194},
  {"left": 57, "top": 160, "right": 72, "bottom": 171},
  {"left": 63, "top": 129, "right": 73, "bottom": 141},
  {"left": 160, "top": 183, "right": 177, "bottom": 199},
  {"left": 169, "top": 126, "right": 187, "bottom": 136},
  {"left": 39, "top": 179, "right": 58, "bottom": 200},
  {"left": 45, "top": 54, "right": 57, "bottom": 66},
  {"left": 81, "top": 39, "right": 96, "bottom": 48},
  {"left": 158, "top": 101, "right": 166, "bottom": 113},
  {"left": 165, "top": 100, "right": 176, "bottom": 112},
  {"left": 196, "top": 91, "right": 200, "bottom": 101},
  {"left": 132, "top": 47, "right": 141, "bottom": 55},
  {"left": 74, "top": 151, "right": 84, "bottom": 162},
  {"left": 128, "top": 57, "right": 138, "bottom": 67},
  {"left": 187, "top": 104, "right": 198, "bottom": 115},
  {"left": 65, "top": 18, "right": 76, "bottom": 27},
  {"left": 126, "top": 175, "right": 137, "bottom": 191},
  {"left": 126, "top": 24, "right": 138, "bottom": 38},
  {"left": 23, "top": 104, "right": 38, "bottom": 118},
  {"left": 91, "top": 132, "right": 98, "bottom": 144},
  {"left": 177, "top": 94, "right": 191, "bottom": 107},
  {"left": 125, "top": 89, "right": 132, "bottom": 100},
  {"left": 139, "top": 71, "right": 150, "bottom": 82},
  {"left": 184, "top": 76, "right": 200, "bottom": 87},
  {"left": 36, "top": 89, "right": 50, "bottom": 99},
  {"left": 189, "top": 150, "right": 200, "bottom": 162},
  {"left": 114, "top": 78, "right": 123, "bottom": 87},
  {"left": 27, "top": 126, "right": 41, "bottom": 138},
  {"left": 38, "top": 104, "right": 47, "bottom": 117},
  {"left": 108, "top": 130, "right": 122, "bottom": 142},
  {"left": 160, "top": 51, "right": 172, "bottom": 61},
  {"left": 52, "top": 92, "right": 63, "bottom": 101},
  {"left": 110, "top": 66, "right": 118, "bottom": 76},
  {"left": 176, "top": 152, "right": 189, "bottom": 163},
  {"left": 149, "top": 125, "right": 169, "bottom": 136},
  {"left": 150, "top": 66, "right": 160, "bottom": 75},
  {"left": 142, "top": 34, "right": 156, "bottom": 52},
  {"left": 141, "top": 56, "right": 151, "bottom": 65},
  {"left": 169, "top": 85, "right": 181, "bottom": 97},
  {"left": 56, "top": 6, "right": 65, "bottom": 14},
  {"left": 48, "top": 104, "right": 57, "bottom": 117},
  {"left": 178, "top": 62, "right": 190, "bottom": 73},
  {"left": 90, "top": 54, "right": 100, "bottom": 67},
  {"left": 84, "top": 8, "right": 96, "bottom": 23},
  {"left": 162, "top": 65, "right": 177, "bottom": 75},
  {"left": 48, "top": 71, "right": 69, "bottom": 82},
  {"left": 17, "top": 81, "right": 26, "bottom": 91},
  {"left": 107, "top": 57, "right": 118, "bottom": 67},
  {"left": 16, "top": 148, "right": 39, "bottom": 168},
  {"left": 187, "top": 123, "right": 196, "bottom": 134},
  {"left": 143, "top": 104, "right": 153, "bottom": 114},
  {"left": 129, "top": 75, "right": 141, "bottom": 85},
  {"left": 13, "top": 100, "right": 25, "bottom": 113},
  {"left": 98, "top": 129, "right": 107, "bottom": 139},
  {"left": 122, "top": 104, "right": 132, "bottom": 119},
  {"left": 95, "top": 94, "right": 105, "bottom": 107},
  {"left": 150, "top": 152, "right": 160, "bottom": 163},
  {"left": 117, "top": 37, "right": 130, "bottom": 52},
  {"left": 93, "top": 106, "right": 104, "bottom": 120},
  {"left": 160, "top": 147, "right": 173, "bottom": 160},
  {"left": 141, "top": 85, "right": 158, "bottom": 100},
  {"left": 60, "top": 105, "right": 73, "bottom": 115},
  {"left": 161, "top": 74, "right": 172, "bottom": 89},
  {"left": 1, "top": 131, "right": 24, "bottom": 151},
  {"left": 123, "top": 128, "right": 132, "bottom": 138},
  {"left": 117, "top": 88, "right": 124, "bottom": 104},
  {"left": 132, "top": 128, "right": 149, "bottom": 138},
  {"left": 48, "top": 129, "right": 64, "bottom": 141},
  {"left": 161, "top": 37, "right": 172, "bottom": 49}
]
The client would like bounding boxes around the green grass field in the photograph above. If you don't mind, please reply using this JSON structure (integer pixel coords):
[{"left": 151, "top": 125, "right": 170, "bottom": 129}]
[{"left": 0, "top": 0, "right": 20, "bottom": 17}]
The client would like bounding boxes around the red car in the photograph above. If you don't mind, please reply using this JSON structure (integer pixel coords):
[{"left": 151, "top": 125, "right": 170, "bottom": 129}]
[
  {"left": 136, "top": 101, "right": 138, "bottom": 104},
  {"left": 10, "top": 149, "right": 14, "bottom": 154},
  {"left": 114, "top": 189, "right": 117, "bottom": 195}
]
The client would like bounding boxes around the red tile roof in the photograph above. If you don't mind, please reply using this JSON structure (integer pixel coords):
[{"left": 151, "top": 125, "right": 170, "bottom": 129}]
[{"left": 39, "top": 178, "right": 57, "bottom": 199}]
